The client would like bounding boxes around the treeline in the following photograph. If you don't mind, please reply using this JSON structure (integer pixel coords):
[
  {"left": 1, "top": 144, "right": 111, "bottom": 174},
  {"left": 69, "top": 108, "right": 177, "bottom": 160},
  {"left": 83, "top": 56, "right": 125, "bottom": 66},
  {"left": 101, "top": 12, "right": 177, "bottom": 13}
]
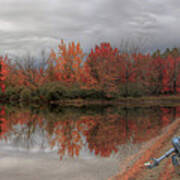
[{"left": 1, "top": 40, "right": 180, "bottom": 104}]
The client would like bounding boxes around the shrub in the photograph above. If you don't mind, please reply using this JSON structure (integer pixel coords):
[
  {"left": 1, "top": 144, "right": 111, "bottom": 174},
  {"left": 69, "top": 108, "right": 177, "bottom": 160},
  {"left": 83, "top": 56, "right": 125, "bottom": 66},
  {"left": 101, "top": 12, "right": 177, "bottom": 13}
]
[
  {"left": 19, "top": 88, "right": 32, "bottom": 104},
  {"left": 117, "top": 83, "right": 146, "bottom": 97}
]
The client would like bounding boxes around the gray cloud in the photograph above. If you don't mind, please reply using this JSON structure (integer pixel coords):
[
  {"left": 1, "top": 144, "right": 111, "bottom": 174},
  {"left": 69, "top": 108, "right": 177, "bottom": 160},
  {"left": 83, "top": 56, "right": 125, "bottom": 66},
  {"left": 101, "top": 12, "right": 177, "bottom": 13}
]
[{"left": 0, "top": 0, "right": 180, "bottom": 57}]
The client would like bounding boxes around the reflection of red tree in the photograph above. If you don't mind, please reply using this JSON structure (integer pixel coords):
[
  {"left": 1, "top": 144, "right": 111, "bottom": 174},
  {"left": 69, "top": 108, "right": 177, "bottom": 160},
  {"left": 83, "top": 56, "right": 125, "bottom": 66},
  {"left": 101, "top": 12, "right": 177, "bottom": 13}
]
[
  {"left": 131, "top": 108, "right": 174, "bottom": 144},
  {"left": 175, "top": 106, "right": 180, "bottom": 118},
  {"left": 161, "top": 108, "right": 172, "bottom": 127},
  {"left": 128, "top": 116, "right": 160, "bottom": 143},
  {"left": 0, "top": 109, "right": 44, "bottom": 141},
  {"left": 48, "top": 120, "right": 83, "bottom": 160},
  {"left": 48, "top": 114, "right": 128, "bottom": 159},
  {"left": 0, "top": 106, "right": 8, "bottom": 137},
  {"left": 83, "top": 114, "right": 127, "bottom": 157}
]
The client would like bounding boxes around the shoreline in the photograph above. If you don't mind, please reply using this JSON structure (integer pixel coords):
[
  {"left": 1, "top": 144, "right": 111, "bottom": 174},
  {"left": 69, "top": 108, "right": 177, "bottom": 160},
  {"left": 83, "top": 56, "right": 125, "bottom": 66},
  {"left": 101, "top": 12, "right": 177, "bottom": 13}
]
[
  {"left": 109, "top": 117, "right": 180, "bottom": 180},
  {"left": 50, "top": 95, "right": 180, "bottom": 106},
  {"left": 2, "top": 95, "right": 180, "bottom": 107}
]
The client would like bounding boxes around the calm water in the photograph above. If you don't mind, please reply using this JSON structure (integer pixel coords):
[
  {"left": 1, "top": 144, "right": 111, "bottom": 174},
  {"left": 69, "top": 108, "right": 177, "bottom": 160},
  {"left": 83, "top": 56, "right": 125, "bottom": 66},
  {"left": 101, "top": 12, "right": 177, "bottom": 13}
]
[{"left": 0, "top": 105, "right": 179, "bottom": 179}]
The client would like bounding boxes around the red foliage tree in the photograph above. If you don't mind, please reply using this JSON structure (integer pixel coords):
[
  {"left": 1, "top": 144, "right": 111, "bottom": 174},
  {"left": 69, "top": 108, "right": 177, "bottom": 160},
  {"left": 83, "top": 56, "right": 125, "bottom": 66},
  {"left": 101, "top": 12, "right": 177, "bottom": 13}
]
[
  {"left": 162, "top": 56, "right": 180, "bottom": 94},
  {"left": 0, "top": 56, "right": 9, "bottom": 93},
  {"left": 83, "top": 42, "right": 120, "bottom": 91}
]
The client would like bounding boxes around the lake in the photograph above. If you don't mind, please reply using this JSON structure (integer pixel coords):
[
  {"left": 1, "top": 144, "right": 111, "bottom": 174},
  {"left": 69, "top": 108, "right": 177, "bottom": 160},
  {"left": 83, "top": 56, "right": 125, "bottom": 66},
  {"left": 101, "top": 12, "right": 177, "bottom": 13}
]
[{"left": 0, "top": 105, "right": 179, "bottom": 180}]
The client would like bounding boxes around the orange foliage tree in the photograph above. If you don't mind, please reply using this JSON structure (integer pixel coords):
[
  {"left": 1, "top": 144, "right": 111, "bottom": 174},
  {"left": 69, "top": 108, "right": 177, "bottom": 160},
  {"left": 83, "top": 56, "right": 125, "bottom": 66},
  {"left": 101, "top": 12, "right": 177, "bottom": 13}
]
[
  {"left": 15, "top": 68, "right": 48, "bottom": 89},
  {"left": 4, "top": 55, "right": 48, "bottom": 90},
  {"left": 48, "top": 40, "right": 85, "bottom": 85}
]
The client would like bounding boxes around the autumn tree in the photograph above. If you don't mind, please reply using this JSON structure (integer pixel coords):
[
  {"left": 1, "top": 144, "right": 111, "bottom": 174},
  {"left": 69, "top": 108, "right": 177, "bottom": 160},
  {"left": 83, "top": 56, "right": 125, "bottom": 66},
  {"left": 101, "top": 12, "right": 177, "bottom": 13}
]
[
  {"left": 84, "top": 42, "right": 120, "bottom": 92},
  {"left": 146, "top": 56, "right": 165, "bottom": 95},
  {"left": 12, "top": 55, "right": 48, "bottom": 89},
  {"left": 0, "top": 56, "right": 9, "bottom": 93},
  {"left": 48, "top": 40, "right": 85, "bottom": 86}
]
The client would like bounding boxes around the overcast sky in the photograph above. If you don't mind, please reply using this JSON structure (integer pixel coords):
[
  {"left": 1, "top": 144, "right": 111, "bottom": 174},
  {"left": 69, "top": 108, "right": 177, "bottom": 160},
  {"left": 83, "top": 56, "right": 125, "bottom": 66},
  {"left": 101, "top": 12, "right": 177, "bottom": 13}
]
[{"left": 0, "top": 0, "right": 180, "bottom": 58}]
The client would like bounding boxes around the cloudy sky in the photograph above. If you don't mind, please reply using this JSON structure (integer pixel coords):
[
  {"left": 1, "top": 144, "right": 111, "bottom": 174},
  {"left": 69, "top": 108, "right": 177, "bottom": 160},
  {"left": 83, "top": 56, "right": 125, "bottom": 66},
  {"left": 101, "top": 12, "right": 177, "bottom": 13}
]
[{"left": 0, "top": 0, "right": 180, "bottom": 57}]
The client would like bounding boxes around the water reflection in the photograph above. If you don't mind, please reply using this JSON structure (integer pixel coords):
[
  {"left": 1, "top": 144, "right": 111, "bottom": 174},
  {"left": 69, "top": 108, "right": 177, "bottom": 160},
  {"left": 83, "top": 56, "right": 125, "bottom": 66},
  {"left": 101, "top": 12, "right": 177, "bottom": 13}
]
[{"left": 0, "top": 105, "right": 179, "bottom": 159}]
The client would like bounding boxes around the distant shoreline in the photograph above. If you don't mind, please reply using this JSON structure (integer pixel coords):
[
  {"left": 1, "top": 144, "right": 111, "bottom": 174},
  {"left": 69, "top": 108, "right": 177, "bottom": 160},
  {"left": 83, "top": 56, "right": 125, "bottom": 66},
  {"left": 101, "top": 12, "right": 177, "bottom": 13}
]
[
  {"left": 1, "top": 95, "right": 180, "bottom": 107},
  {"left": 0, "top": 95, "right": 180, "bottom": 107},
  {"left": 48, "top": 96, "right": 180, "bottom": 107}
]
